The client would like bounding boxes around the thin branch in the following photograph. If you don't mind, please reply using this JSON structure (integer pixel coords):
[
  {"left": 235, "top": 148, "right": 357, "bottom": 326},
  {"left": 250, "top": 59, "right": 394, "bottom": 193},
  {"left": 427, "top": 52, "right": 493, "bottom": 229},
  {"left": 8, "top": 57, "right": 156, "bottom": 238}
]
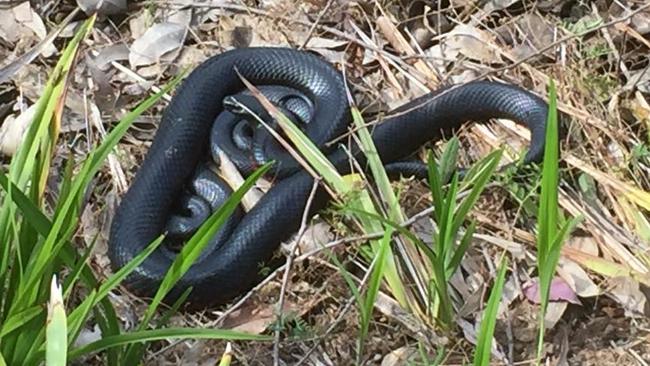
[{"left": 273, "top": 178, "right": 321, "bottom": 366}]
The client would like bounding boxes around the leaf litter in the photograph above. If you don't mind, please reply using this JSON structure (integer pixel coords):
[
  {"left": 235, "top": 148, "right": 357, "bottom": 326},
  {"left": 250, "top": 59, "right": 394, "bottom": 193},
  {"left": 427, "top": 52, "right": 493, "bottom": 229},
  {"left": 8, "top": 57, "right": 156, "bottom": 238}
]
[{"left": 1, "top": 0, "right": 650, "bottom": 365}]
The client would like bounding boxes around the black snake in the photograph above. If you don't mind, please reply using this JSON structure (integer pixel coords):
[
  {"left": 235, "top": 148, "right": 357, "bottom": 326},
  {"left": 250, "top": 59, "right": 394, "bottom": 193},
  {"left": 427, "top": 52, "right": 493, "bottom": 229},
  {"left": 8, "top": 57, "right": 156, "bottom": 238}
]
[{"left": 108, "top": 47, "right": 549, "bottom": 308}]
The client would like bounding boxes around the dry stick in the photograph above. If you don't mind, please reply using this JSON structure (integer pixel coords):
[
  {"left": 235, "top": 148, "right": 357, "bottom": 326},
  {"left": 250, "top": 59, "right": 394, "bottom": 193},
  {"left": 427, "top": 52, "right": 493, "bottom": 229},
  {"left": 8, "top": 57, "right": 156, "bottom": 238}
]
[{"left": 272, "top": 178, "right": 322, "bottom": 366}]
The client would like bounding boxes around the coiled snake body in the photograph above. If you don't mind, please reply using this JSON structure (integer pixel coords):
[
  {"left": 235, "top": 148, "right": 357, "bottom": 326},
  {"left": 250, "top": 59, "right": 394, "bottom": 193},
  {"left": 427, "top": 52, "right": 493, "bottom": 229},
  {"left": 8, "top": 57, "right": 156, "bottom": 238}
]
[{"left": 109, "top": 47, "right": 549, "bottom": 308}]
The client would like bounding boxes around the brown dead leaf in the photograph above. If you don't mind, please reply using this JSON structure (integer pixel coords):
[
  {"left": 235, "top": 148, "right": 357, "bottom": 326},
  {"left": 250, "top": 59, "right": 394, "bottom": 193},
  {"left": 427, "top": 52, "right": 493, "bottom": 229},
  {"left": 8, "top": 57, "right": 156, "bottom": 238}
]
[
  {"left": 129, "top": 22, "right": 188, "bottom": 68},
  {"left": 218, "top": 14, "right": 291, "bottom": 49},
  {"left": 381, "top": 346, "right": 415, "bottom": 366},
  {"left": 304, "top": 37, "right": 348, "bottom": 65},
  {"left": 222, "top": 303, "right": 275, "bottom": 334},
  {"left": 557, "top": 259, "right": 601, "bottom": 298},
  {"left": 566, "top": 235, "right": 600, "bottom": 256},
  {"left": 444, "top": 24, "right": 502, "bottom": 64},
  {"left": 221, "top": 296, "right": 322, "bottom": 334},
  {"left": 496, "top": 13, "right": 556, "bottom": 61},
  {"left": 607, "top": 276, "right": 649, "bottom": 317}
]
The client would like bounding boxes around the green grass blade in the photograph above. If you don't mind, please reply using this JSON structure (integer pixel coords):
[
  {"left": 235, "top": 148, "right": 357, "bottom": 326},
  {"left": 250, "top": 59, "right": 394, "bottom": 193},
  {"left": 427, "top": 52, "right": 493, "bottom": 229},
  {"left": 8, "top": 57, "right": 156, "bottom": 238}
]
[
  {"left": 359, "top": 228, "right": 393, "bottom": 359},
  {"left": 427, "top": 151, "right": 445, "bottom": 224},
  {"left": 0, "top": 17, "right": 96, "bottom": 313},
  {"left": 10, "top": 159, "right": 95, "bottom": 311},
  {"left": 535, "top": 80, "right": 560, "bottom": 362},
  {"left": 0, "top": 306, "right": 42, "bottom": 338},
  {"left": 439, "top": 137, "right": 460, "bottom": 184},
  {"left": 447, "top": 220, "right": 476, "bottom": 277},
  {"left": 349, "top": 106, "right": 412, "bottom": 309},
  {"left": 46, "top": 277, "right": 67, "bottom": 366},
  {"left": 473, "top": 254, "right": 508, "bottom": 366},
  {"left": 62, "top": 236, "right": 97, "bottom": 299},
  {"left": 70, "top": 328, "right": 271, "bottom": 361},
  {"left": 0, "top": 172, "right": 119, "bottom": 364},
  {"left": 534, "top": 79, "right": 580, "bottom": 363},
  {"left": 450, "top": 149, "right": 503, "bottom": 237},
  {"left": 66, "top": 290, "right": 97, "bottom": 349}
]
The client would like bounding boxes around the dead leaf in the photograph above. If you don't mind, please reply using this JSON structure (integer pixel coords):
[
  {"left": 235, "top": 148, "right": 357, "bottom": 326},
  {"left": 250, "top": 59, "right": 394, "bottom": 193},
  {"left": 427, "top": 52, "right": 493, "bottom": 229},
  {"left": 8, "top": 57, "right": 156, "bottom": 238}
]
[
  {"left": 444, "top": 24, "right": 502, "bottom": 64},
  {"left": 59, "top": 20, "right": 84, "bottom": 38},
  {"left": 94, "top": 44, "right": 130, "bottom": 70},
  {"left": 566, "top": 235, "right": 600, "bottom": 256},
  {"left": 381, "top": 346, "right": 415, "bottom": 366},
  {"left": 523, "top": 277, "right": 581, "bottom": 305},
  {"left": 129, "top": 21, "right": 188, "bottom": 68},
  {"left": 557, "top": 259, "right": 601, "bottom": 298},
  {"left": 222, "top": 303, "right": 276, "bottom": 334},
  {"left": 625, "top": 67, "right": 650, "bottom": 93},
  {"left": 292, "top": 222, "right": 334, "bottom": 255},
  {"left": 178, "top": 341, "right": 220, "bottom": 366},
  {"left": 0, "top": 102, "right": 37, "bottom": 157},
  {"left": 631, "top": 10, "right": 650, "bottom": 35},
  {"left": 0, "top": 9, "right": 78, "bottom": 84},
  {"left": 607, "top": 276, "right": 649, "bottom": 317},
  {"left": 175, "top": 45, "right": 210, "bottom": 69},
  {"left": 304, "top": 37, "right": 348, "bottom": 64},
  {"left": 544, "top": 302, "right": 567, "bottom": 329},
  {"left": 483, "top": 0, "right": 520, "bottom": 13},
  {"left": 0, "top": 2, "right": 57, "bottom": 57},
  {"left": 72, "top": 324, "right": 102, "bottom": 348},
  {"left": 498, "top": 275, "right": 522, "bottom": 316},
  {"left": 221, "top": 296, "right": 322, "bottom": 334},
  {"left": 458, "top": 318, "right": 507, "bottom": 362},
  {"left": 77, "top": 0, "right": 127, "bottom": 16},
  {"left": 611, "top": 3, "right": 650, "bottom": 35},
  {"left": 498, "top": 13, "right": 556, "bottom": 60}
]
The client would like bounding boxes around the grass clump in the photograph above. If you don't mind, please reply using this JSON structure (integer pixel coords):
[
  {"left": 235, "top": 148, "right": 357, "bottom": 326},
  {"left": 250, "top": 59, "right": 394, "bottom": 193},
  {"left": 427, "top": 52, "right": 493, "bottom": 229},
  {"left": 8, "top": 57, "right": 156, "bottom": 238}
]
[{"left": 0, "top": 15, "right": 268, "bottom": 365}]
